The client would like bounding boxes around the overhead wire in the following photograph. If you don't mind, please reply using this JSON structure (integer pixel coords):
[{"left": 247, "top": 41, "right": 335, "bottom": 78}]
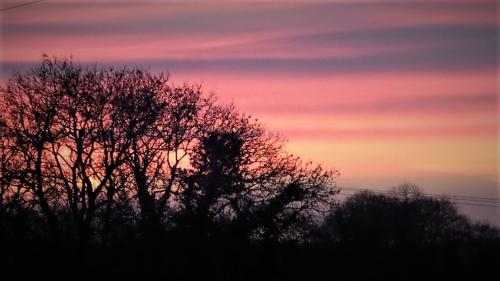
[
  {"left": 1, "top": 0, "right": 45, "bottom": 12},
  {"left": 336, "top": 187, "right": 500, "bottom": 208}
]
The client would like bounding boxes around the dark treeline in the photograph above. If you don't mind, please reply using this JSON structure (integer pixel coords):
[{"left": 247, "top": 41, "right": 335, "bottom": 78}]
[{"left": 0, "top": 57, "right": 499, "bottom": 280}]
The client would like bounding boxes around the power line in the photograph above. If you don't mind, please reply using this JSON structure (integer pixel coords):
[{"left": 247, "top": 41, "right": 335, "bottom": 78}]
[
  {"left": 336, "top": 187, "right": 500, "bottom": 209},
  {"left": 339, "top": 188, "right": 500, "bottom": 206},
  {"left": 1, "top": 0, "right": 45, "bottom": 12},
  {"left": 336, "top": 192, "right": 500, "bottom": 208},
  {"left": 339, "top": 187, "right": 500, "bottom": 203}
]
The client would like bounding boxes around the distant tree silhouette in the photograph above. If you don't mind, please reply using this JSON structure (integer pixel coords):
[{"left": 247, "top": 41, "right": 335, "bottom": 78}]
[
  {"left": 313, "top": 184, "right": 500, "bottom": 280},
  {"left": 321, "top": 184, "right": 482, "bottom": 246}
]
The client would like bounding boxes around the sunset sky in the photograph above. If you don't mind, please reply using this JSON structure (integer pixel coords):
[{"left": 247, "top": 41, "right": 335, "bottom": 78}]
[{"left": 1, "top": 0, "right": 498, "bottom": 223}]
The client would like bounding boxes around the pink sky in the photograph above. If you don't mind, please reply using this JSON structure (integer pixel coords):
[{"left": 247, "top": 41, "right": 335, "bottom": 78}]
[{"left": 1, "top": 0, "right": 498, "bottom": 223}]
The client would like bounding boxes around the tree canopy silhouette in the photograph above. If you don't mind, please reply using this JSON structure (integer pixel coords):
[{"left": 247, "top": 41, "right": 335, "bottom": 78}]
[
  {"left": 309, "top": 184, "right": 500, "bottom": 280},
  {"left": 0, "top": 56, "right": 337, "bottom": 244},
  {"left": 321, "top": 184, "right": 495, "bottom": 246}
]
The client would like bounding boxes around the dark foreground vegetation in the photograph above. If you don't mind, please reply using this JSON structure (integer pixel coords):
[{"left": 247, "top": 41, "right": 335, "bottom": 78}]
[{"left": 1, "top": 57, "right": 499, "bottom": 280}]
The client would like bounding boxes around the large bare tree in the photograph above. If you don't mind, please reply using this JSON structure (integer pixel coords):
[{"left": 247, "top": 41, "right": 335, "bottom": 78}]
[{"left": 0, "top": 56, "right": 339, "bottom": 246}]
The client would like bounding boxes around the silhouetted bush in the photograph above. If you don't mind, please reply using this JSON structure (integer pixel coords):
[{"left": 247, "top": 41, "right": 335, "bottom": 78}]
[{"left": 314, "top": 184, "right": 500, "bottom": 280}]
